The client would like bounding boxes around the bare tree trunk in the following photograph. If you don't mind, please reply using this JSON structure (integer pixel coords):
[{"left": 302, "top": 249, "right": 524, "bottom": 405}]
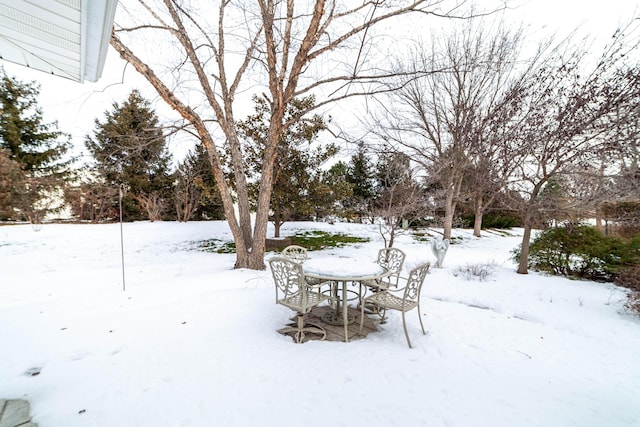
[
  {"left": 443, "top": 202, "right": 454, "bottom": 240},
  {"left": 388, "top": 228, "right": 396, "bottom": 248},
  {"left": 273, "top": 219, "right": 282, "bottom": 238},
  {"left": 473, "top": 201, "right": 484, "bottom": 237},
  {"left": 473, "top": 193, "right": 492, "bottom": 237},
  {"left": 247, "top": 113, "right": 284, "bottom": 269},
  {"left": 443, "top": 184, "right": 458, "bottom": 240},
  {"left": 379, "top": 223, "right": 389, "bottom": 248},
  {"left": 517, "top": 209, "right": 534, "bottom": 274},
  {"left": 595, "top": 205, "right": 604, "bottom": 231}
]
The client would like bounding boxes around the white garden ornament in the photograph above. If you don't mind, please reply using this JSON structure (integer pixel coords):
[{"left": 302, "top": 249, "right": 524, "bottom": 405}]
[{"left": 431, "top": 237, "right": 450, "bottom": 268}]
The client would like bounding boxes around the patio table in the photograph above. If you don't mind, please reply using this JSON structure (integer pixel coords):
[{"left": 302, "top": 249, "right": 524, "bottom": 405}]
[{"left": 303, "top": 257, "right": 390, "bottom": 342}]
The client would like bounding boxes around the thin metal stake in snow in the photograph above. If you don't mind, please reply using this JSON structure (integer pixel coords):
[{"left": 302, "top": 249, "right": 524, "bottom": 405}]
[{"left": 119, "top": 184, "right": 126, "bottom": 291}]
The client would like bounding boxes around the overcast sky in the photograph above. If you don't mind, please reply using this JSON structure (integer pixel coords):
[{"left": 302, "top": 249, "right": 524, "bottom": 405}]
[{"left": 1, "top": 0, "right": 637, "bottom": 165}]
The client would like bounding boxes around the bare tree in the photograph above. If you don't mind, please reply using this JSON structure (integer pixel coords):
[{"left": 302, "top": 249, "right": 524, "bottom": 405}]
[
  {"left": 462, "top": 76, "right": 535, "bottom": 237},
  {"left": 65, "top": 178, "right": 119, "bottom": 222},
  {"left": 174, "top": 152, "right": 203, "bottom": 222},
  {"left": 505, "top": 25, "right": 640, "bottom": 274},
  {"left": 132, "top": 192, "right": 164, "bottom": 222},
  {"left": 374, "top": 152, "right": 427, "bottom": 248},
  {"left": 370, "top": 19, "right": 524, "bottom": 240},
  {"left": 109, "top": 0, "right": 495, "bottom": 269},
  {"left": 174, "top": 174, "right": 200, "bottom": 223},
  {"left": 611, "top": 67, "right": 640, "bottom": 200}
]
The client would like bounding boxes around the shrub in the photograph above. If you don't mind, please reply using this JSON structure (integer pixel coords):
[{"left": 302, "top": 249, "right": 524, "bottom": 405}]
[
  {"left": 452, "top": 262, "right": 496, "bottom": 281},
  {"left": 481, "top": 213, "right": 521, "bottom": 229},
  {"left": 616, "top": 264, "right": 640, "bottom": 291},
  {"left": 625, "top": 292, "right": 640, "bottom": 315},
  {"left": 524, "top": 224, "right": 639, "bottom": 282}
]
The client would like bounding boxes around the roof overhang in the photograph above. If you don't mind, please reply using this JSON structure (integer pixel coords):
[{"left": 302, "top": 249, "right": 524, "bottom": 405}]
[{"left": 0, "top": 0, "right": 118, "bottom": 83}]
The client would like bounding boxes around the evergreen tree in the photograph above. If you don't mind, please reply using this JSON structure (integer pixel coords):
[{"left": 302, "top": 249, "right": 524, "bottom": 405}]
[
  {"left": 237, "top": 95, "right": 336, "bottom": 237},
  {"left": 85, "top": 90, "right": 173, "bottom": 221},
  {"left": 0, "top": 149, "right": 26, "bottom": 220},
  {"left": 376, "top": 151, "right": 412, "bottom": 190},
  {"left": 344, "top": 143, "right": 377, "bottom": 222},
  {"left": 0, "top": 69, "right": 72, "bottom": 222},
  {"left": 310, "top": 162, "right": 353, "bottom": 221},
  {"left": 174, "top": 144, "right": 224, "bottom": 221},
  {"left": 348, "top": 143, "right": 377, "bottom": 199}
]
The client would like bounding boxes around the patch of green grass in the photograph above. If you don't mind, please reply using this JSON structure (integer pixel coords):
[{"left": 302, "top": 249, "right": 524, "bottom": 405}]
[
  {"left": 190, "top": 230, "right": 366, "bottom": 254},
  {"left": 190, "top": 238, "right": 236, "bottom": 253},
  {"left": 411, "top": 232, "right": 463, "bottom": 244},
  {"left": 412, "top": 231, "right": 434, "bottom": 242},
  {"left": 290, "top": 230, "right": 368, "bottom": 251}
]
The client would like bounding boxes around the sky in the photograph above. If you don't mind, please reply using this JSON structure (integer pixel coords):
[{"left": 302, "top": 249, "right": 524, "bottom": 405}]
[
  {"left": 1, "top": 220, "right": 639, "bottom": 426},
  {"left": 0, "top": 0, "right": 637, "bottom": 165}
]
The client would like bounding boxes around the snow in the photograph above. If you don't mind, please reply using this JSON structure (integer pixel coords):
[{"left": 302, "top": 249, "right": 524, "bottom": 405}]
[
  {"left": 1, "top": 221, "right": 639, "bottom": 426},
  {"left": 303, "top": 257, "right": 386, "bottom": 279}
]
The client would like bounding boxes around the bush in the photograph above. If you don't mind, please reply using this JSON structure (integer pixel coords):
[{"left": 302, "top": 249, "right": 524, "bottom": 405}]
[
  {"left": 616, "top": 264, "right": 640, "bottom": 290},
  {"left": 524, "top": 224, "right": 639, "bottom": 282},
  {"left": 625, "top": 292, "right": 640, "bottom": 315},
  {"left": 481, "top": 213, "right": 521, "bottom": 229},
  {"left": 452, "top": 262, "right": 496, "bottom": 281}
]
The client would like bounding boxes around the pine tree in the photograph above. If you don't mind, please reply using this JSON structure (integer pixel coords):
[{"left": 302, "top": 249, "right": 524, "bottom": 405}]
[
  {"left": 310, "top": 161, "right": 353, "bottom": 221},
  {"left": 237, "top": 95, "right": 336, "bottom": 236},
  {"left": 0, "top": 149, "right": 26, "bottom": 220},
  {"left": 0, "top": 69, "right": 72, "bottom": 222},
  {"left": 174, "top": 144, "right": 224, "bottom": 221},
  {"left": 85, "top": 90, "right": 173, "bottom": 221},
  {"left": 343, "top": 144, "right": 377, "bottom": 222}
]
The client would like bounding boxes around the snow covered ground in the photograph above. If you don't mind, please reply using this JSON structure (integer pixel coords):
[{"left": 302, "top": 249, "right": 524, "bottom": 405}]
[{"left": 1, "top": 221, "right": 639, "bottom": 426}]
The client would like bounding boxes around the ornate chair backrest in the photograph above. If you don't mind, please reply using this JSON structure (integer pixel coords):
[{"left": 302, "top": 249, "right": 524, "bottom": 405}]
[
  {"left": 376, "top": 247, "right": 406, "bottom": 286},
  {"left": 402, "top": 262, "right": 430, "bottom": 303},
  {"left": 281, "top": 245, "right": 309, "bottom": 264},
  {"left": 269, "top": 256, "right": 305, "bottom": 302}
]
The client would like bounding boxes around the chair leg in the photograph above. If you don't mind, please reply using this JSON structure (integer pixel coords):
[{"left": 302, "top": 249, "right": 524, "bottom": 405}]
[
  {"left": 359, "top": 300, "right": 366, "bottom": 332},
  {"left": 401, "top": 310, "right": 412, "bottom": 348},
  {"left": 417, "top": 303, "right": 426, "bottom": 335},
  {"left": 379, "top": 307, "right": 387, "bottom": 324},
  {"left": 295, "top": 314, "right": 306, "bottom": 343}
]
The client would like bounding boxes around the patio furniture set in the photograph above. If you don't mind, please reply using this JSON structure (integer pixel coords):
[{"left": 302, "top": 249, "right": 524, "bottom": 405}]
[{"left": 269, "top": 245, "right": 430, "bottom": 348}]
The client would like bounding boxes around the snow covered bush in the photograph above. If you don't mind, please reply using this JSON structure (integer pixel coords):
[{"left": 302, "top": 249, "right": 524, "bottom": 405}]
[{"left": 452, "top": 262, "right": 496, "bottom": 281}]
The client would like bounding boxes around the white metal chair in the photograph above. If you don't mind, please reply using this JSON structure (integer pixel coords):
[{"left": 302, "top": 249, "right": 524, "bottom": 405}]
[
  {"left": 359, "top": 262, "right": 430, "bottom": 348},
  {"left": 359, "top": 247, "right": 406, "bottom": 313},
  {"left": 282, "top": 244, "right": 328, "bottom": 289},
  {"left": 281, "top": 245, "right": 308, "bottom": 263},
  {"left": 269, "top": 256, "right": 330, "bottom": 343},
  {"left": 370, "top": 247, "right": 406, "bottom": 289}
]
